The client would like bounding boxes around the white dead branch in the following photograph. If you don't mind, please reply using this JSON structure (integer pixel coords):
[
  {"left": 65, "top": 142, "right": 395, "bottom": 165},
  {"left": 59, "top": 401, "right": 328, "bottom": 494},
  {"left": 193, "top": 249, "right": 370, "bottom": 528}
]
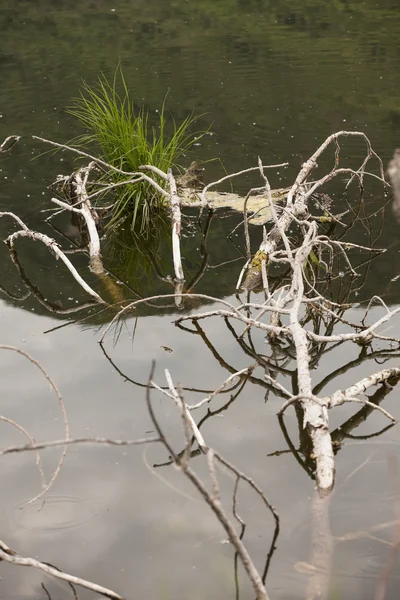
[
  {"left": 3, "top": 216, "right": 105, "bottom": 304},
  {"left": 0, "top": 539, "right": 123, "bottom": 600},
  {"left": 326, "top": 368, "right": 400, "bottom": 413},
  {"left": 51, "top": 162, "right": 103, "bottom": 272},
  {"left": 163, "top": 369, "right": 207, "bottom": 452},
  {"left": 283, "top": 220, "right": 335, "bottom": 492},
  {"left": 168, "top": 169, "right": 185, "bottom": 282},
  {"left": 198, "top": 162, "right": 289, "bottom": 206},
  {"left": 188, "top": 366, "right": 255, "bottom": 410},
  {"left": 98, "top": 291, "right": 287, "bottom": 344},
  {"left": 161, "top": 131, "right": 396, "bottom": 495},
  {"left": 146, "top": 364, "right": 277, "bottom": 600}
]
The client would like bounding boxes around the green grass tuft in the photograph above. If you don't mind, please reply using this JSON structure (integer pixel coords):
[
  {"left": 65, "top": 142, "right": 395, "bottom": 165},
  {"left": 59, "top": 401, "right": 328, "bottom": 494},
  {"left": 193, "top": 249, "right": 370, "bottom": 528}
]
[{"left": 68, "top": 68, "right": 204, "bottom": 233}]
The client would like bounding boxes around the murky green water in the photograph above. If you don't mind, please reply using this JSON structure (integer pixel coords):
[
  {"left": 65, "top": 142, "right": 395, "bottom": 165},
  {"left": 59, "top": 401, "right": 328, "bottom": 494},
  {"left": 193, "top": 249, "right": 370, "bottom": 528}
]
[{"left": 1, "top": 1, "right": 400, "bottom": 599}]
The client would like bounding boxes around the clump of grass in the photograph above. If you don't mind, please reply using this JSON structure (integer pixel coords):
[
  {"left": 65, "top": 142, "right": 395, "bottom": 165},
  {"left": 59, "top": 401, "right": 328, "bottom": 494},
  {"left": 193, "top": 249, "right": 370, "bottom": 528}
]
[{"left": 68, "top": 68, "right": 203, "bottom": 233}]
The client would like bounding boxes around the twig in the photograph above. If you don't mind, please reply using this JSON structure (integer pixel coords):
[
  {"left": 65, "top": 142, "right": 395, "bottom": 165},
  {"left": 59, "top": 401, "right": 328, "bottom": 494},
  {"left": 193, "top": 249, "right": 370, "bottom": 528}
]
[
  {"left": 0, "top": 435, "right": 160, "bottom": 456},
  {"left": 188, "top": 366, "right": 255, "bottom": 410},
  {"left": 164, "top": 369, "right": 207, "bottom": 452},
  {"left": 100, "top": 292, "right": 263, "bottom": 344},
  {"left": 0, "top": 211, "right": 29, "bottom": 230},
  {"left": 0, "top": 540, "right": 123, "bottom": 600}
]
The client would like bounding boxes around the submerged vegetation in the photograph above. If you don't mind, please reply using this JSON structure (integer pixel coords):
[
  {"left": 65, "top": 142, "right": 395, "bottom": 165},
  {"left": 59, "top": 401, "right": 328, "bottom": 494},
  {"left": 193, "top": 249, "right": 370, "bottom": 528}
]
[{"left": 68, "top": 69, "right": 203, "bottom": 233}]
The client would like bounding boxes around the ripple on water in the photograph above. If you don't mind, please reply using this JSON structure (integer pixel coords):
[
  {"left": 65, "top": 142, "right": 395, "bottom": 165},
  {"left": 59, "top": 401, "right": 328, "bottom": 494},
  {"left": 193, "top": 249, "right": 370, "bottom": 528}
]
[{"left": 11, "top": 494, "right": 98, "bottom": 534}]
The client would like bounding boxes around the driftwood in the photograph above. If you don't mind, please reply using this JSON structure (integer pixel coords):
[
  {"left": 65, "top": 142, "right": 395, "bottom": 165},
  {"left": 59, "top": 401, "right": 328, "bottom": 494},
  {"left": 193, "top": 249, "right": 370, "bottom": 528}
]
[{"left": 181, "top": 187, "right": 289, "bottom": 223}]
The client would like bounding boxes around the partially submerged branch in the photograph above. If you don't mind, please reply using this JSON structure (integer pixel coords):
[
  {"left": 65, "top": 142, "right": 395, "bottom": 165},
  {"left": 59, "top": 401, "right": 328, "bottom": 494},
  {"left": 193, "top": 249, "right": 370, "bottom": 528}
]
[
  {"left": 7, "top": 229, "right": 105, "bottom": 303},
  {"left": 51, "top": 162, "right": 103, "bottom": 272},
  {"left": 168, "top": 169, "right": 185, "bottom": 282},
  {"left": 0, "top": 539, "right": 123, "bottom": 600}
]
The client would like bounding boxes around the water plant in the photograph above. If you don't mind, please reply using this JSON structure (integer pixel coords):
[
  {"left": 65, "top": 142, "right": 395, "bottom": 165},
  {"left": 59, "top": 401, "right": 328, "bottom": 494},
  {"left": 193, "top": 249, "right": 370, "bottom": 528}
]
[{"left": 68, "top": 69, "right": 203, "bottom": 233}]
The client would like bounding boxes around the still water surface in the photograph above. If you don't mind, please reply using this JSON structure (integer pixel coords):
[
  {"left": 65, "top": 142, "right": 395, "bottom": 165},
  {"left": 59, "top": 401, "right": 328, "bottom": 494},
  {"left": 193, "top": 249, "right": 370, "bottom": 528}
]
[{"left": 1, "top": 1, "right": 400, "bottom": 598}]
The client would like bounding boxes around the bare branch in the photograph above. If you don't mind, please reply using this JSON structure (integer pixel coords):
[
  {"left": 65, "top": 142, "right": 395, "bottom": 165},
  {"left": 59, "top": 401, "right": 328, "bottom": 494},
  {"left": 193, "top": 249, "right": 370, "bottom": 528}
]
[
  {"left": 326, "top": 368, "right": 400, "bottom": 411},
  {"left": 0, "top": 435, "right": 160, "bottom": 456},
  {"left": 188, "top": 366, "right": 255, "bottom": 410},
  {"left": 6, "top": 228, "right": 106, "bottom": 304},
  {"left": 164, "top": 369, "right": 207, "bottom": 453},
  {"left": 146, "top": 365, "right": 273, "bottom": 600},
  {"left": 0, "top": 540, "right": 123, "bottom": 600}
]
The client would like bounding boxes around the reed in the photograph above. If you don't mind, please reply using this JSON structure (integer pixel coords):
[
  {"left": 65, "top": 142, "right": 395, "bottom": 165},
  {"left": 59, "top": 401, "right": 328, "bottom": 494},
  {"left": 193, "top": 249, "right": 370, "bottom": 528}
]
[{"left": 69, "top": 68, "right": 202, "bottom": 233}]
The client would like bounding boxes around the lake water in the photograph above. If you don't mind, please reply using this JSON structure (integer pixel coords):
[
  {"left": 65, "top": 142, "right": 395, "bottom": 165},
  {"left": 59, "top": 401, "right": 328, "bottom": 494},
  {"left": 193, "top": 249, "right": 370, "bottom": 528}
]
[{"left": 1, "top": 1, "right": 400, "bottom": 599}]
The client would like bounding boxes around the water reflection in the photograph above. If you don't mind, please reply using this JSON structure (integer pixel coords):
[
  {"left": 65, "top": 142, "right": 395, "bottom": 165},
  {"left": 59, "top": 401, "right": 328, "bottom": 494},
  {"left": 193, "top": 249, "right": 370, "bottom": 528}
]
[{"left": 1, "top": 294, "right": 400, "bottom": 599}]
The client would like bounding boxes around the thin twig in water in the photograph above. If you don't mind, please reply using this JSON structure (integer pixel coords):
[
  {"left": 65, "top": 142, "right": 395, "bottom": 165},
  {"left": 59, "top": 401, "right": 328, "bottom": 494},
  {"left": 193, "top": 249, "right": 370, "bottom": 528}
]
[{"left": 0, "top": 540, "right": 123, "bottom": 600}]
